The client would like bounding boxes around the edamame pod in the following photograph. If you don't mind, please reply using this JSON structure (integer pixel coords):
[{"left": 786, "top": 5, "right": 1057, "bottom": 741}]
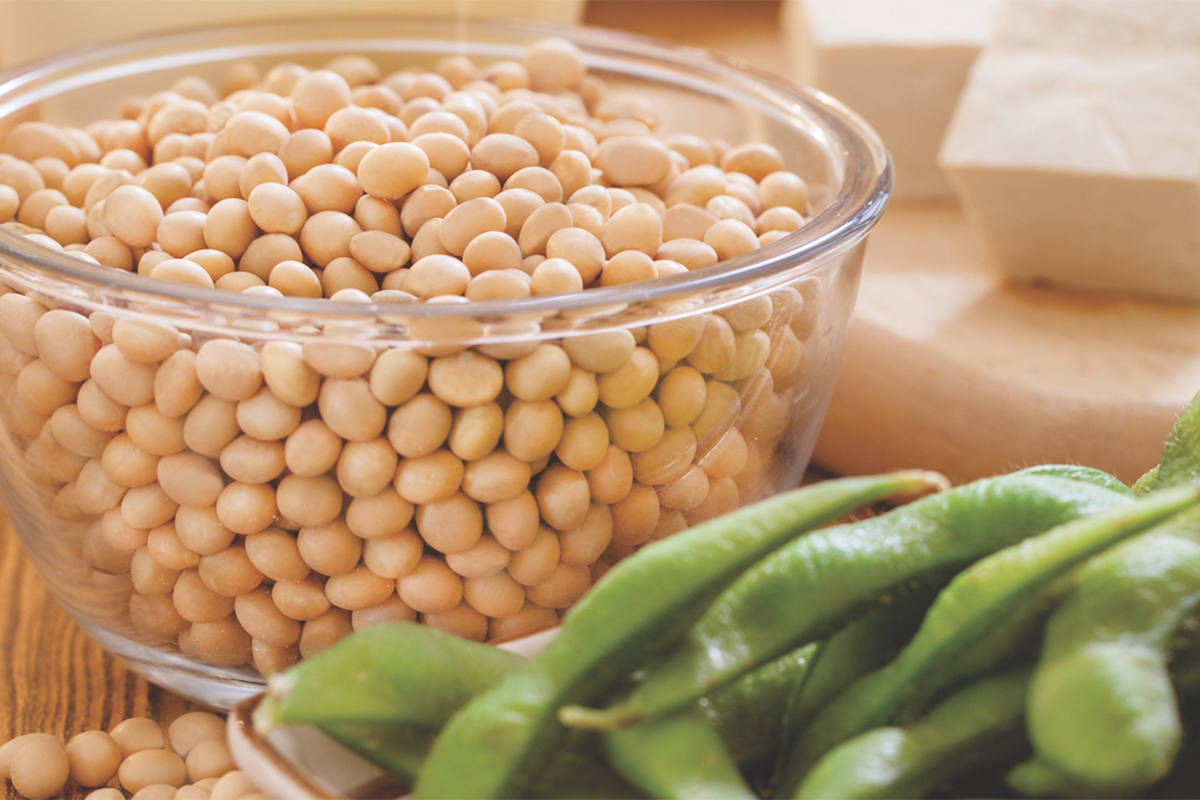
[
  {"left": 768, "top": 588, "right": 939, "bottom": 792},
  {"left": 414, "top": 471, "right": 949, "bottom": 800},
  {"left": 604, "top": 705, "right": 757, "bottom": 800},
  {"left": 254, "top": 621, "right": 521, "bottom": 731},
  {"left": 786, "top": 485, "right": 1200, "bottom": 783},
  {"left": 795, "top": 667, "right": 1033, "bottom": 800},
  {"left": 703, "top": 642, "right": 819, "bottom": 775},
  {"left": 566, "top": 475, "right": 1132, "bottom": 730},
  {"left": 1147, "top": 388, "right": 1200, "bottom": 492},
  {"left": 1021, "top": 511, "right": 1200, "bottom": 795},
  {"left": 1012, "top": 464, "right": 1133, "bottom": 496}
]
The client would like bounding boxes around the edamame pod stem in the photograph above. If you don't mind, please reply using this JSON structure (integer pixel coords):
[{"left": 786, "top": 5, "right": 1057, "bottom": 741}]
[
  {"left": 604, "top": 704, "right": 757, "bottom": 800},
  {"left": 413, "top": 471, "right": 949, "bottom": 800},
  {"left": 254, "top": 622, "right": 520, "bottom": 732},
  {"left": 795, "top": 666, "right": 1033, "bottom": 800},
  {"left": 566, "top": 475, "right": 1132, "bottom": 730},
  {"left": 786, "top": 485, "right": 1200, "bottom": 783},
  {"left": 768, "top": 588, "right": 939, "bottom": 793},
  {"left": 1023, "top": 511, "right": 1200, "bottom": 795}
]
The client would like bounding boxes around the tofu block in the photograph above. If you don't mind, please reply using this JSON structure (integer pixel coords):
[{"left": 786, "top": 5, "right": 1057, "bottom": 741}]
[
  {"left": 940, "top": 1, "right": 1200, "bottom": 301},
  {"left": 0, "top": 0, "right": 586, "bottom": 69},
  {"left": 781, "top": 0, "right": 1001, "bottom": 201}
]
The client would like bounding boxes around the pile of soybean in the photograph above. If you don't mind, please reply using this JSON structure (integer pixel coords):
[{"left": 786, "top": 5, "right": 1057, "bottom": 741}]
[
  {"left": 253, "top": 389, "right": 1200, "bottom": 800},
  {"left": 0, "top": 35, "right": 819, "bottom": 672}
]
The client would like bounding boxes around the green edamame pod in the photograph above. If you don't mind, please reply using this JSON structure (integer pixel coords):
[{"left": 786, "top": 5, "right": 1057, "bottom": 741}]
[
  {"left": 566, "top": 475, "right": 1132, "bottom": 730},
  {"left": 703, "top": 642, "right": 818, "bottom": 775},
  {"left": 254, "top": 622, "right": 521, "bottom": 732},
  {"left": 1021, "top": 511, "right": 1200, "bottom": 795},
  {"left": 768, "top": 589, "right": 938, "bottom": 793},
  {"left": 795, "top": 666, "right": 1033, "bottom": 800},
  {"left": 1012, "top": 464, "right": 1133, "bottom": 496},
  {"left": 604, "top": 705, "right": 757, "bottom": 800},
  {"left": 785, "top": 485, "right": 1200, "bottom": 784},
  {"left": 1148, "top": 389, "right": 1200, "bottom": 492},
  {"left": 414, "top": 471, "right": 948, "bottom": 800}
]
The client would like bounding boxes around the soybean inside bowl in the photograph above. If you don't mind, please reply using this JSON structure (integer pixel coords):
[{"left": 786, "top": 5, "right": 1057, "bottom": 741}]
[{"left": 0, "top": 18, "right": 890, "bottom": 709}]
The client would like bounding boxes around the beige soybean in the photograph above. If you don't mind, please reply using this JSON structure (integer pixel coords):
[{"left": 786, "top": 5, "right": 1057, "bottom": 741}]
[
  {"left": 506, "top": 526, "right": 560, "bottom": 587},
  {"left": 260, "top": 341, "right": 321, "bottom": 408},
  {"left": 423, "top": 600, "right": 488, "bottom": 642},
  {"left": 235, "top": 386, "right": 301, "bottom": 441},
  {"left": 272, "top": 575, "right": 332, "bottom": 622},
  {"left": 397, "top": 554, "right": 463, "bottom": 614},
  {"left": 109, "top": 718, "right": 166, "bottom": 759},
  {"left": 318, "top": 377, "right": 387, "bottom": 442},
  {"left": 488, "top": 599, "right": 559, "bottom": 642},
  {"left": 154, "top": 350, "right": 204, "bottom": 419},
  {"left": 146, "top": 523, "right": 201, "bottom": 571},
  {"left": 244, "top": 527, "right": 310, "bottom": 583},
  {"left": 351, "top": 595, "right": 418, "bottom": 630},
  {"left": 517, "top": 201, "right": 571, "bottom": 256},
  {"left": 526, "top": 562, "right": 591, "bottom": 609},
  {"left": 184, "top": 738, "right": 236, "bottom": 783},
  {"left": 439, "top": 197, "right": 507, "bottom": 256},
  {"left": 444, "top": 533, "right": 511, "bottom": 579},
  {"left": 362, "top": 528, "right": 424, "bottom": 579},
  {"left": 34, "top": 308, "right": 101, "bottom": 383},
  {"left": 345, "top": 487, "right": 414, "bottom": 540},
  {"left": 657, "top": 365, "right": 707, "bottom": 428},
  {"left": 65, "top": 730, "right": 122, "bottom": 788},
  {"left": 386, "top": 392, "right": 453, "bottom": 459},
  {"left": 112, "top": 318, "right": 180, "bottom": 365},
  {"left": 325, "top": 566, "right": 395, "bottom": 611},
  {"left": 415, "top": 490, "right": 483, "bottom": 554},
  {"left": 157, "top": 451, "right": 224, "bottom": 507},
  {"left": 555, "top": 366, "right": 599, "bottom": 419},
  {"left": 504, "top": 399, "right": 563, "bottom": 462},
  {"left": 125, "top": 403, "right": 187, "bottom": 455},
  {"left": 234, "top": 588, "right": 302, "bottom": 647},
  {"left": 446, "top": 402, "right": 503, "bottom": 462},
  {"left": 91, "top": 343, "right": 157, "bottom": 407},
  {"left": 356, "top": 142, "right": 429, "bottom": 199},
  {"left": 610, "top": 481, "right": 661, "bottom": 547},
  {"left": 587, "top": 444, "right": 634, "bottom": 505},
  {"left": 284, "top": 419, "right": 343, "bottom": 477},
  {"left": 605, "top": 397, "right": 666, "bottom": 454},
  {"left": 461, "top": 450, "right": 531, "bottom": 504},
  {"left": 50, "top": 404, "right": 112, "bottom": 458},
  {"left": 534, "top": 464, "right": 591, "bottom": 532},
  {"left": 369, "top": 348, "right": 427, "bottom": 406},
  {"left": 214, "top": 481, "right": 277, "bottom": 535},
  {"left": 173, "top": 505, "right": 236, "bottom": 559},
  {"left": 101, "top": 433, "right": 159, "bottom": 487},
  {"left": 183, "top": 395, "right": 240, "bottom": 458},
  {"left": 336, "top": 437, "right": 397, "bottom": 498},
  {"left": 198, "top": 543, "right": 265, "bottom": 597},
  {"left": 194, "top": 339, "right": 262, "bottom": 402},
  {"left": 486, "top": 490, "right": 540, "bottom": 552},
  {"left": 276, "top": 473, "right": 344, "bottom": 528},
  {"left": 9, "top": 737, "right": 69, "bottom": 800}
]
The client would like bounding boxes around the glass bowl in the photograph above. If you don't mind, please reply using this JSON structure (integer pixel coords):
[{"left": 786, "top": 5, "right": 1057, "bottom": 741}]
[{"left": 0, "top": 17, "right": 890, "bottom": 709}]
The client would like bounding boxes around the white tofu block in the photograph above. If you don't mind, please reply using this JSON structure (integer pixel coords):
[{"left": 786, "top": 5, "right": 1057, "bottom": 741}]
[
  {"left": 0, "top": 0, "right": 587, "bottom": 69},
  {"left": 781, "top": 0, "right": 1001, "bottom": 201},
  {"left": 940, "top": 1, "right": 1200, "bottom": 301}
]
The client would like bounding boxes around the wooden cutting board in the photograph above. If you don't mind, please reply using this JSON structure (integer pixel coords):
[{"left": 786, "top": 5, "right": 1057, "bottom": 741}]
[{"left": 812, "top": 201, "right": 1200, "bottom": 486}]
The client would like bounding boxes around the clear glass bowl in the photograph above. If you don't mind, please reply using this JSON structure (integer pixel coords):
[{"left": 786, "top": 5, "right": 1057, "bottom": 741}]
[{"left": 0, "top": 18, "right": 890, "bottom": 708}]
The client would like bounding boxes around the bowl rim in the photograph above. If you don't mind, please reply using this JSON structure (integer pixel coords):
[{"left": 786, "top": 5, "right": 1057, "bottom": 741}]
[{"left": 0, "top": 16, "right": 892, "bottom": 323}]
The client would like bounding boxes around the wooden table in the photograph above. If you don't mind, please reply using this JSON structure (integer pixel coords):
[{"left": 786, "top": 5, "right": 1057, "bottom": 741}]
[{"left": 0, "top": 4, "right": 791, "bottom": 798}]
